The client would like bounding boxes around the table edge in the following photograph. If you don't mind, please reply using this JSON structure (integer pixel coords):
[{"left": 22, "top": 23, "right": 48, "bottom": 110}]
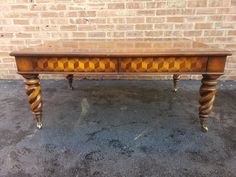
[{"left": 10, "top": 51, "right": 232, "bottom": 57}]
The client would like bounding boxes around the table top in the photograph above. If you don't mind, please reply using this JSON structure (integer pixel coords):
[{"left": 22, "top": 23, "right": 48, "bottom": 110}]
[{"left": 10, "top": 39, "right": 231, "bottom": 57}]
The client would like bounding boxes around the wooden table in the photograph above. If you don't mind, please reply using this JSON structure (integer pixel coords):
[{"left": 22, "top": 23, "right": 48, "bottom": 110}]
[{"left": 10, "top": 39, "right": 231, "bottom": 132}]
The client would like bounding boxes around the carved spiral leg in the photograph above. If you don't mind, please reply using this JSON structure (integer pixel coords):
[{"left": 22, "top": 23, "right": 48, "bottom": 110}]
[
  {"left": 173, "top": 74, "right": 181, "bottom": 92},
  {"left": 22, "top": 74, "right": 43, "bottom": 129},
  {"left": 66, "top": 74, "right": 74, "bottom": 90},
  {"left": 199, "top": 74, "right": 221, "bottom": 132}
]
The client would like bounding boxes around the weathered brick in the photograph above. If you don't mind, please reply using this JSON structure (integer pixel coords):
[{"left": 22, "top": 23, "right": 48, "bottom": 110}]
[
  {"left": 77, "top": 25, "right": 96, "bottom": 31},
  {"left": 146, "top": 17, "right": 165, "bottom": 23},
  {"left": 167, "top": 17, "right": 185, "bottom": 23},
  {"left": 107, "top": 18, "right": 125, "bottom": 24},
  {"left": 187, "top": 0, "right": 207, "bottom": 7},
  {"left": 88, "top": 32, "right": 106, "bottom": 38},
  {"left": 146, "top": 2, "right": 166, "bottom": 8},
  {"left": 78, "top": 11, "right": 96, "bottom": 17},
  {"left": 135, "top": 24, "right": 153, "bottom": 30},
  {"left": 195, "top": 23, "right": 213, "bottom": 29},
  {"left": 72, "top": 32, "right": 87, "bottom": 38},
  {"left": 97, "top": 25, "right": 114, "bottom": 30},
  {"left": 184, "top": 31, "right": 203, "bottom": 36},
  {"left": 15, "top": 33, "right": 32, "bottom": 38},
  {"left": 127, "top": 18, "right": 145, "bottom": 24},
  {"left": 126, "top": 31, "right": 144, "bottom": 37},
  {"left": 126, "top": 3, "right": 143, "bottom": 9},
  {"left": 116, "top": 25, "right": 134, "bottom": 31},
  {"left": 14, "top": 19, "right": 29, "bottom": 25},
  {"left": 60, "top": 25, "right": 77, "bottom": 31},
  {"left": 11, "top": 5, "right": 28, "bottom": 10},
  {"left": 107, "top": 32, "right": 125, "bottom": 38},
  {"left": 137, "top": 10, "right": 155, "bottom": 16},
  {"left": 232, "top": 0, "right": 236, "bottom": 6},
  {"left": 0, "top": 33, "right": 13, "bottom": 38},
  {"left": 108, "top": 3, "right": 125, "bottom": 9},
  {"left": 41, "top": 12, "right": 59, "bottom": 17},
  {"left": 204, "top": 30, "right": 224, "bottom": 36}
]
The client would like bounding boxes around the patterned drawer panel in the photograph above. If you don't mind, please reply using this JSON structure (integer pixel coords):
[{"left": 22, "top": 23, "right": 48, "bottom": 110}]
[
  {"left": 16, "top": 57, "right": 118, "bottom": 72},
  {"left": 16, "top": 56, "right": 208, "bottom": 73},
  {"left": 119, "top": 57, "right": 208, "bottom": 72}
]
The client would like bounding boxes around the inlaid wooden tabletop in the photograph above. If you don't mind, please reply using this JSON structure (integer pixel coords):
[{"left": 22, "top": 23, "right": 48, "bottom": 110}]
[{"left": 10, "top": 39, "right": 231, "bottom": 57}]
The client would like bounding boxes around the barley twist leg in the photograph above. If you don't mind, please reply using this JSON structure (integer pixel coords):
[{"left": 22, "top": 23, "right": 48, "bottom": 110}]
[
  {"left": 22, "top": 74, "right": 43, "bottom": 129},
  {"left": 199, "top": 74, "right": 221, "bottom": 132},
  {"left": 173, "top": 74, "right": 181, "bottom": 92}
]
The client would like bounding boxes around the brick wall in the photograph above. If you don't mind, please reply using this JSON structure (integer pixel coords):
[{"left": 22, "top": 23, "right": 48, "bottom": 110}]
[{"left": 0, "top": 0, "right": 236, "bottom": 80}]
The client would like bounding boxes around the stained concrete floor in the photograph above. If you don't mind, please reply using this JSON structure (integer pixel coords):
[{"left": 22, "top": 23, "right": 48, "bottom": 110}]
[{"left": 0, "top": 79, "right": 235, "bottom": 177}]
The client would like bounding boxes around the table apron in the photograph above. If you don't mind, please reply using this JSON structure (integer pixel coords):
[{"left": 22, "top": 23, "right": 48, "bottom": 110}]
[{"left": 15, "top": 56, "right": 226, "bottom": 73}]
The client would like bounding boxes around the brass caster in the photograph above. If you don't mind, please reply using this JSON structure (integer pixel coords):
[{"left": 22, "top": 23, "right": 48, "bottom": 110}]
[
  {"left": 35, "top": 114, "right": 42, "bottom": 129},
  {"left": 68, "top": 85, "right": 74, "bottom": 90},
  {"left": 201, "top": 125, "right": 208, "bottom": 132},
  {"left": 36, "top": 122, "right": 43, "bottom": 129},
  {"left": 173, "top": 88, "right": 178, "bottom": 93}
]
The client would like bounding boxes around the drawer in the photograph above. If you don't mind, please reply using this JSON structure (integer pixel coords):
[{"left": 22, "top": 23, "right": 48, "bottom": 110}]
[
  {"left": 119, "top": 57, "right": 208, "bottom": 72},
  {"left": 16, "top": 57, "right": 118, "bottom": 72}
]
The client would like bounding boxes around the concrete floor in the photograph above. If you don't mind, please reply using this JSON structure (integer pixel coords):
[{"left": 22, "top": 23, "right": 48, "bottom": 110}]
[{"left": 0, "top": 79, "right": 235, "bottom": 177}]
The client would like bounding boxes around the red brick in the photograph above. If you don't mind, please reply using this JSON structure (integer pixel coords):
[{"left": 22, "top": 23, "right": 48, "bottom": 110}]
[
  {"left": 167, "top": 17, "right": 185, "bottom": 23},
  {"left": 146, "top": 17, "right": 165, "bottom": 23},
  {"left": 21, "top": 12, "right": 39, "bottom": 18},
  {"left": 135, "top": 24, "right": 153, "bottom": 30},
  {"left": 78, "top": 11, "right": 96, "bottom": 17},
  {"left": 11, "top": 5, "right": 28, "bottom": 10},
  {"left": 107, "top": 32, "right": 125, "bottom": 38},
  {"left": 88, "top": 32, "right": 106, "bottom": 38},
  {"left": 204, "top": 30, "right": 224, "bottom": 36},
  {"left": 184, "top": 31, "right": 203, "bottom": 36},
  {"left": 72, "top": 32, "right": 87, "bottom": 37},
  {"left": 107, "top": 18, "right": 125, "bottom": 24},
  {"left": 146, "top": 2, "right": 166, "bottom": 8},
  {"left": 77, "top": 25, "right": 96, "bottom": 31},
  {"left": 228, "top": 30, "right": 236, "bottom": 35},
  {"left": 97, "top": 25, "right": 114, "bottom": 30},
  {"left": 232, "top": 0, "right": 236, "bottom": 6},
  {"left": 196, "top": 8, "right": 216, "bottom": 14},
  {"left": 137, "top": 10, "right": 155, "bottom": 16},
  {"left": 0, "top": 33, "right": 13, "bottom": 38},
  {"left": 108, "top": 3, "right": 125, "bottom": 9},
  {"left": 195, "top": 23, "right": 213, "bottom": 29},
  {"left": 41, "top": 12, "right": 59, "bottom": 17},
  {"left": 15, "top": 33, "right": 32, "bottom": 38},
  {"left": 126, "top": 3, "right": 143, "bottom": 9},
  {"left": 116, "top": 25, "right": 134, "bottom": 31},
  {"left": 48, "top": 4, "right": 66, "bottom": 10},
  {"left": 126, "top": 18, "right": 145, "bottom": 24},
  {"left": 60, "top": 25, "right": 77, "bottom": 31},
  {"left": 187, "top": 0, "right": 207, "bottom": 7},
  {"left": 145, "top": 31, "right": 163, "bottom": 37},
  {"left": 175, "top": 24, "right": 194, "bottom": 30},
  {"left": 89, "top": 18, "right": 106, "bottom": 24},
  {"left": 126, "top": 31, "right": 144, "bottom": 37},
  {"left": 14, "top": 19, "right": 29, "bottom": 25}
]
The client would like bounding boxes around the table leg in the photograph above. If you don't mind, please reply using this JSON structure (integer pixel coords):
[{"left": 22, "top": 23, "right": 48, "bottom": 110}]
[
  {"left": 199, "top": 74, "right": 221, "bottom": 132},
  {"left": 66, "top": 74, "right": 74, "bottom": 90},
  {"left": 22, "top": 74, "right": 43, "bottom": 129},
  {"left": 173, "top": 74, "right": 181, "bottom": 92}
]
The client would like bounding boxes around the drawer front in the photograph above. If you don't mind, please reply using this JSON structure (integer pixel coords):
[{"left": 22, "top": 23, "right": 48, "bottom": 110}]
[
  {"left": 119, "top": 57, "right": 208, "bottom": 72},
  {"left": 16, "top": 57, "right": 118, "bottom": 72}
]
